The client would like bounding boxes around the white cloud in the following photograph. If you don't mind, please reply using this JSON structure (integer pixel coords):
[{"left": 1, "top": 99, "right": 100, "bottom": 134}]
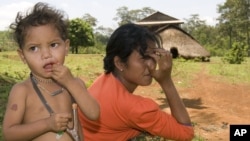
[
  {"left": 59, "top": 2, "right": 69, "bottom": 9},
  {"left": 201, "top": 16, "right": 218, "bottom": 26},
  {"left": 0, "top": 1, "right": 33, "bottom": 30},
  {"left": 0, "top": 0, "right": 224, "bottom": 30}
]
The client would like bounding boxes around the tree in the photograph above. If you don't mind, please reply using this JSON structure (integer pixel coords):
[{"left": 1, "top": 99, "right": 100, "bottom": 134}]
[
  {"left": 217, "top": 0, "right": 250, "bottom": 56},
  {"left": 0, "top": 31, "right": 16, "bottom": 51},
  {"left": 113, "top": 6, "right": 155, "bottom": 26},
  {"left": 113, "top": 6, "right": 130, "bottom": 26},
  {"left": 69, "top": 18, "right": 95, "bottom": 54},
  {"left": 82, "top": 13, "right": 98, "bottom": 27},
  {"left": 182, "top": 14, "right": 206, "bottom": 35},
  {"left": 95, "top": 26, "right": 113, "bottom": 44}
]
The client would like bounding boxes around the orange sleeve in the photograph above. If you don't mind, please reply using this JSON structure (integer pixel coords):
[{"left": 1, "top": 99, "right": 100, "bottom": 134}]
[{"left": 127, "top": 98, "right": 194, "bottom": 141}]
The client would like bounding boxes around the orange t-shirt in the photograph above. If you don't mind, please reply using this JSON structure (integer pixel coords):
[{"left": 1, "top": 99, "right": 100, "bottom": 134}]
[{"left": 78, "top": 73, "right": 194, "bottom": 141}]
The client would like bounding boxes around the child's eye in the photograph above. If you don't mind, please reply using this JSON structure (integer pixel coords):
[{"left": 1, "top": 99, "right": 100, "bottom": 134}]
[
  {"left": 29, "top": 46, "right": 38, "bottom": 52},
  {"left": 51, "top": 43, "right": 59, "bottom": 48}
]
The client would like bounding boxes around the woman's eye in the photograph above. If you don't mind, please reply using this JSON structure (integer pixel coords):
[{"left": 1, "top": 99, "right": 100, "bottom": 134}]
[{"left": 143, "top": 55, "right": 152, "bottom": 60}]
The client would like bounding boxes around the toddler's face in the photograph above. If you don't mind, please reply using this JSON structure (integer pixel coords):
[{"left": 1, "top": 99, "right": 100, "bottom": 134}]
[{"left": 18, "top": 24, "right": 69, "bottom": 77}]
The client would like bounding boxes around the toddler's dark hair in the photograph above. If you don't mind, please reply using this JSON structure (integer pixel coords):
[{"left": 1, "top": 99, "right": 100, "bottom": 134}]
[{"left": 10, "top": 2, "right": 69, "bottom": 49}]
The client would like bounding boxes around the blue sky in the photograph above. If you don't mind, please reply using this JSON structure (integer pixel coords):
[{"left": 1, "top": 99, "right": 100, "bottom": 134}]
[{"left": 0, "top": 0, "right": 226, "bottom": 31}]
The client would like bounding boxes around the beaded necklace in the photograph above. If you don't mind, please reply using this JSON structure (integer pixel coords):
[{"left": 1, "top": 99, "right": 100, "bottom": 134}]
[
  {"left": 37, "top": 84, "right": 64, "bottom": 96},
  {"left": 32, "top": 74, "right": 54, "bottom": 84},
  {"left": 32, "top": 74, "right": 64, "bottom": 96}
]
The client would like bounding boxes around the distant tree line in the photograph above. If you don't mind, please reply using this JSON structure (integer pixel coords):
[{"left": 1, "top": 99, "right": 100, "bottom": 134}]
[{"left": 0, "top": 0, "right": 249, "bottom": 63}]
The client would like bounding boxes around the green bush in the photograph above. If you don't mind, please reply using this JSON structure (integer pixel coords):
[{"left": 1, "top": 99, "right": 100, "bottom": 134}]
[{"left": 222, "top": 42, "right": 247, "bottom": 64}]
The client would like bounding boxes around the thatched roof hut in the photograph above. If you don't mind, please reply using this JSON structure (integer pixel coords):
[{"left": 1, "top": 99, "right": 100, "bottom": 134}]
[
  {"left": 156, "top": 25, "right": 210, "bottom": 60},
  {"left": 136, "top": 11, "right": 210, "bottom": 61}
]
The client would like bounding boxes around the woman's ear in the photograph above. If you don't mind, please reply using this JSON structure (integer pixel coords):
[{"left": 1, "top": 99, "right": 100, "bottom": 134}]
[
  {"left": 114, "top": 56, "right": 124, "bottom": 71},
  {"left": 17, "top": 49, "right": 27, "bottom": 64}
]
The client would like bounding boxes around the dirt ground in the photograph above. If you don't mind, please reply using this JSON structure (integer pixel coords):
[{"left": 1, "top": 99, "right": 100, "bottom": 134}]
[{"left": 135, "top": 65, "right": 250, "bottom": 141}]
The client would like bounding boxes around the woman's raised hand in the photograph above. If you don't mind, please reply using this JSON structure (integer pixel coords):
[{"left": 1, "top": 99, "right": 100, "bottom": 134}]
[{"left": 148, "top": 48, "right": 173, "bottom": 84}]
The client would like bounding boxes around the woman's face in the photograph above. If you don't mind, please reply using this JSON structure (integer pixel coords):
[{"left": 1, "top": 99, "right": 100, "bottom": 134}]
[{"left": 116, "top": 40, "right": 157, "bottom": 92}]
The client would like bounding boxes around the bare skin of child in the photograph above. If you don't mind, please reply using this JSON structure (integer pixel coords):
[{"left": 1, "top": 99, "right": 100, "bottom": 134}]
[{"left": 2, "top": 2, "right": 100, "bottom": 141}]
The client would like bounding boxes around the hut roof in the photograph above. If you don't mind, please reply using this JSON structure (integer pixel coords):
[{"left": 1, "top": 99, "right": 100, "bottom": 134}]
[
  {"left": 157, "top": 25, "right": 211, "bottom": 58},
  {"left": 135, "top": 11, "right": 210, "bottom": 59},
  {"left": 135, "top": 11, "right": 183, "bottom": 25}
]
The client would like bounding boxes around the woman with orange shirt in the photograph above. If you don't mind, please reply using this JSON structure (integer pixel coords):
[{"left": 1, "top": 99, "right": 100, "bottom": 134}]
[{"left": 79, "top": 23, "right": 194, "bottom": 141}]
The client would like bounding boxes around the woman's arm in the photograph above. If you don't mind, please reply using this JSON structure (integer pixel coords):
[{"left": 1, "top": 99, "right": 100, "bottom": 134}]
[
  {"left": 148, "top": 48, "right": 191, "bottom": 125},
  {"left": 159, "top": 78, "right": 192, "bottom": 125}
]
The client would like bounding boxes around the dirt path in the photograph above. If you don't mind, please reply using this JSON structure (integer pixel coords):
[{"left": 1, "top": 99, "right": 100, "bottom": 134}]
[
  {"left": 135, "top": 64, "right": 250, "bottom": 140},
  {"left": 182, "top": 64, "right": 250, "bottom": 140}
]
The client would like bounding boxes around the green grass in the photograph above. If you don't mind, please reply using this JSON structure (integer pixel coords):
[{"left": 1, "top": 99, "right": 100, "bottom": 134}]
[
  {"left": 172, "top": 59, "right": 202, "bottom": 88},
  {"left": 65, "top": 54, "right": 104, "bottom": 87},
  {"left": 0, "top": 52, "right": 250, "bottom": 140},
  {"left": 207, "top": 57, "right": 250, "bottom": 84}
]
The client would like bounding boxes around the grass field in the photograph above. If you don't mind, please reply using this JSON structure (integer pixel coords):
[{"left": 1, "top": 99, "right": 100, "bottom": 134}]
[{"left": 0, "top": 51, "right": 249, "bottom": 140}]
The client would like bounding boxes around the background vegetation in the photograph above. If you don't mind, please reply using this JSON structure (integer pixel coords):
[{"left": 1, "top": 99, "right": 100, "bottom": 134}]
[
  {"left": 0, "top": 52, "right": 250, "bottom": 140},
  {"left": 0, "top": 0, "right": 249, "bottom": 64}
]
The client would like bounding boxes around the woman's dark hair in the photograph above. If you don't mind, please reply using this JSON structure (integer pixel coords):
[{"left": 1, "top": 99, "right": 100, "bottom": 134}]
[
  {"left": 103, "top": 23, "right": 162, "bottom": 74},
  {"left": 10, "top": 2, "right": 69, "bottom": 49}
]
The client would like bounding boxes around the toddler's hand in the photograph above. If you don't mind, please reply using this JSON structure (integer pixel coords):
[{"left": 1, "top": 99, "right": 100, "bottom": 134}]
[
  {"left": 47, "top": 112, "right": 72, "bottom": 132},
  {"left": 51, "top": 63, "right": 74, "bottom": 86}
]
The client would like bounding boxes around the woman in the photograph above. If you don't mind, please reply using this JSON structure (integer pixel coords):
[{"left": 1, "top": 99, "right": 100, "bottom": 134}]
[{"left": 78, "top": 23, "right": 194, "bottom": 141}]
